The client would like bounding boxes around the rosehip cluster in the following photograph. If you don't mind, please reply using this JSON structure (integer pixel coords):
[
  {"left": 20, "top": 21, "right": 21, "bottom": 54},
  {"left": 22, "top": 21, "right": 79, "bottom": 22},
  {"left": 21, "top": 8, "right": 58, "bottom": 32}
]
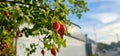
[
  {"left": 0, "top": 40, "right": 9, "bottom": 55},
  {"left": 41, "top": 47, "right": 57, "bottom": 56},
  {"left": 0, "top": 40, "right": 15, "bottom": 56},
  {"left": 53, "top": 21, "right": 66, "bottom": 38}
]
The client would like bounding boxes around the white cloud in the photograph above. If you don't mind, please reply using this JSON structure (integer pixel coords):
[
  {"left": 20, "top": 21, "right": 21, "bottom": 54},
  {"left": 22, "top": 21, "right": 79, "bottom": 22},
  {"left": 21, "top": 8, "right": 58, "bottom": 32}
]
[
  {"left": 98, "top": 22, "right": 120, "bottom": 33},
  {"left": 97, "top": 37, "right": 117, "bottom": 44},
  {"left": 90, "top": 13, "right": 119, "bottom": 23},
  {"left": 94, "top": 22, "right": 120, "bottom": 44}
]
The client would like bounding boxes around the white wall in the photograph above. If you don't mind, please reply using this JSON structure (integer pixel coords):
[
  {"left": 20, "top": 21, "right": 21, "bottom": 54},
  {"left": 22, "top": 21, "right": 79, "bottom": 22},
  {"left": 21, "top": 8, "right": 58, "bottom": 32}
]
[
  {"left": 17, "top": 36, "right": 86, "bottom": 56},
  {"left": 58, "top": 36, "right": 86, "bottom": 56}
]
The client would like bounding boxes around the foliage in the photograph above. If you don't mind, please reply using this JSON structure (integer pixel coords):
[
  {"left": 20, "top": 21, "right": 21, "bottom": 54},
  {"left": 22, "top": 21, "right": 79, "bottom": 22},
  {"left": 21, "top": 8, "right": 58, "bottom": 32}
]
[
  {"left": 97, "top": 42, "right": 112, "bottom": 51},
  {"left": 97, "top": 43, "right": 108, "bottom": 50},
  {"left": 0, "top": 0, "right": 88, "bottom": 56},
  {"left": 97, "top": 41, "right": 120, "bottom": 51},
  {"left": 109, "top": 41, "right": 120, "bottom": 49}
]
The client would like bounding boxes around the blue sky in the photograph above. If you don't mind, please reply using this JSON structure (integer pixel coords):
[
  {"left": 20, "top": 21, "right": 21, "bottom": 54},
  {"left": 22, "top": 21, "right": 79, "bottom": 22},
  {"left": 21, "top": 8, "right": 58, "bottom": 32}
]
[{"left": 69, "top": 0, "right": 120, "bottom": 44}]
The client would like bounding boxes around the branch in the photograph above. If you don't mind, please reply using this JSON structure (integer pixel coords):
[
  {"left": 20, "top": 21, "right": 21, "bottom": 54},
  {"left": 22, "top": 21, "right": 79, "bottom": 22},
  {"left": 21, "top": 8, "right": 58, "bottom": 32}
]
[{"left": 71, "top": 22, "right": 81, "bottom": 29}]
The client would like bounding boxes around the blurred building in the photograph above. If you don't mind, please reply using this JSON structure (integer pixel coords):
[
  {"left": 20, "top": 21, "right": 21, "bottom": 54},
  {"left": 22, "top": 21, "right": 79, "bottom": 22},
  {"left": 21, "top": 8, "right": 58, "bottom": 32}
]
[{"left": 85, "top": 34, "right": 97, "bottom": 56}]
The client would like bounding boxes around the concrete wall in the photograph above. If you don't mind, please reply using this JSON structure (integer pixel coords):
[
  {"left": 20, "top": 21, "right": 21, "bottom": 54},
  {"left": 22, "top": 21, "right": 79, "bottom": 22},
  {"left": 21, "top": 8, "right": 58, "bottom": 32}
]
[
  {"left": 16, "top": 36, "right": 86, "bottom": 56},
  {"left": 16, "top": 26, "right": 87, "bottom": 56}
]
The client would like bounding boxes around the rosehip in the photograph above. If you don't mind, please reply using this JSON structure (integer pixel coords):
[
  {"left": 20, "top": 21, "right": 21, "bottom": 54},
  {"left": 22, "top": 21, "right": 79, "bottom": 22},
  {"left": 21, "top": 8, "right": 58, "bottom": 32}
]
[
  {"left": 53, "top": 21, "right": 60, "bottom": 32},
  {"left": 41, "top": 49, "right": 45, "bottom": 56},
  {"left": 4, "top": 11, "right": 10, "bottom": 17},
  {"left": 0, "top": 50, "right": 2, "bottom": 55},
  {"left": 16, "top": 30, "right": 21, "bottom": 38},
  {"left": 58, "top": 24, "right": 65, "bottom": 38},
  {"left": 14, "top": 46, "right": 16, "bottom": 49},
  {"left": 2, "top": 42, "right": 9, "bottom": 51},
  {"left": 4, "top": 43, "right": 8, "bottom": 47},
  {"left": 51, "top": 47, "right": 56, "bottom": 56}
]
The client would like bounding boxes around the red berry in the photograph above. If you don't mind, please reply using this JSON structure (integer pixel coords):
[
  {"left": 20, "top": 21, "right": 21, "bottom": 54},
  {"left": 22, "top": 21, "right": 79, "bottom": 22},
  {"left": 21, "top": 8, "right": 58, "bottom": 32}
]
[
  {"left": 4, "top": 11, "right": 10, "bottom": 17},
  {"left": 4, "top": 43, "right": 8, "bottom": 48},
  {"left": 14, "top": 46, "right": 16, "bottom": 49},
  {"left": 53, "top": 21, "right": 60, "bottom": 31},
  {"left": 0, "top": 50, "right": 2, "bottom": 55},
  {"left": 2, "top": 42, "right": 9, "bottom": 51},
  {"left": 51, "top": 47, "right": 56, "bottom": 56},
  {"left": 58, "top": 24, "right": 65, "bottom": 38},
  {"left": 16, "top": 30, "right": 21, "bottom": 38},
  {"left": 41, "top": 49, "right": 45, "bottom": 56}
]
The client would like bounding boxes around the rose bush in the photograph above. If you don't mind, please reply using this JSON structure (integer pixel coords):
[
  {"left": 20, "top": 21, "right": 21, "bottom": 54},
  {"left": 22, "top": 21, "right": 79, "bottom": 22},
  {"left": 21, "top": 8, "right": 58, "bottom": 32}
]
[{"left": 0, "top": 0, "right": 88, "bottom": 56}]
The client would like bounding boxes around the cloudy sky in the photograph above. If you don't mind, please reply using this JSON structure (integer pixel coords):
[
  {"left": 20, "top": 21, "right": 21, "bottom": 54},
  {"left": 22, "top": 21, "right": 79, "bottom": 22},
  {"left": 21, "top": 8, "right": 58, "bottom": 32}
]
[{"left": 69, "top": 0, "right": 120, "bottom": 44}]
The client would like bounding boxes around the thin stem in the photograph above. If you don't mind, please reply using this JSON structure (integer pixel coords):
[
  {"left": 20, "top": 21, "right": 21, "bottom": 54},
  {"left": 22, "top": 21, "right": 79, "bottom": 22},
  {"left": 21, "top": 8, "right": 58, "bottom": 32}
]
[
  {"left": 37, "top": 36, "right": 43, "bottom": 49},
  {"left": 71, "top": 22, "right": 81, "bottom": 29},
  {"left": 15, "top": 36, "right": 18, "bottom": 56}
]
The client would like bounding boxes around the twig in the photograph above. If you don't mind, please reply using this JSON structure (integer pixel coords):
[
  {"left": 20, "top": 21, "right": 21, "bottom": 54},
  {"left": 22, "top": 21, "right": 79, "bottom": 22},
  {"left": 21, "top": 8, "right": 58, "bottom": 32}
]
[
  {"left": 71, "top": 22, "right": 81, "bottom": 29},
  {"left": 15, "top": 36, "right": 18, "bottom": 56}
]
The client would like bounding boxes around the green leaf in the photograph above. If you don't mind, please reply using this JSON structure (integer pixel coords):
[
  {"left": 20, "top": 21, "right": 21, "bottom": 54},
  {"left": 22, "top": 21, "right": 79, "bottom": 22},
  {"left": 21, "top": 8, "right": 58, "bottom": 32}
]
[
  {"left": 32, "top": 29, "right": 40, "bottom": 35},
  {"left": 62, "top": 0, "right": 65, "bottom": 2},
  {"left": 32, "top": 48, "right": 36, "bottom": 53},
  {"left": 44, "top": 0, "right": 47, "bottom": 3},
  {"left": 44, "top": 39, "right": 49, "bottom": 48},
  {"left": 29, "top": 51, "right": 33, "bottom": 54},
  {"left": 25, "top": 16, "right": 31, "bottom": 25},
  {"left": 26, "top": 48, "right": 30, "bottom": 51},
  {"left": 27, "top": 53, "right": 30, "bottom": 56},
  {"left": 62, "top": 39, "right": 66, "bottom": 48},
  {"left": 3, "top": 28, "right": 7, "bottom": 35},
  {"left": 57, "top": 43, "right": 61, "bottom": 52},
  {"left": 20, "top": 17, "right": 25, "bottom": 24},
  {"left": 25, "top": 0, "right": 31, "bottom": 4},
  {"left": 33, "top": 43, "right": 36, "bottom": 46},
  {"left": 30, "top": 44, "right": 33, "bottom": 48},
  {"left": 55, "top": 0, "right": 59, "bottom": 2},
  {"left": 71, "top": 9, "right": 75, "bottom": 14},
  {"left": 54, "top": 2, "right": 59, "bottom": 7},
  {"left": 68, "top": 0, "right": 73, "bottom": 4}
]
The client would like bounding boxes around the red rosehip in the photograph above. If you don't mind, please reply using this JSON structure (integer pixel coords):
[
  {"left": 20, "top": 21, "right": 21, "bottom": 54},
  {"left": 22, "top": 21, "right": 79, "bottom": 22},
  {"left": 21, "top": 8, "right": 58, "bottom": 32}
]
[
  {"left": 53, "top": 21, "right": 60, "bottom": 32},
  {"left": 16, "top": 30, "right": 21, "bottom": 38},
  {"left": 4, "top": 11, "right": 10, "bottom": 17},
  {"left": 58, "top": 24, "right": 66, "bottom": 38},
  {"left": 14, "top": 46, "right": 16, "bottom": 49},
  {"left": 2, "top": 42, "right": 9, "bottom": 51},
  {"left": 41, "top": 49, "right": 45, "bottom": 56},
  {"left": 51, "top": 47, "right": 56, "bottom": 56},
  {"left": 0, "top": 50, "right": 2, "bottom": 55},
  {"left": 4, "top": 43, "right": 8, "bottom": 48}
]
